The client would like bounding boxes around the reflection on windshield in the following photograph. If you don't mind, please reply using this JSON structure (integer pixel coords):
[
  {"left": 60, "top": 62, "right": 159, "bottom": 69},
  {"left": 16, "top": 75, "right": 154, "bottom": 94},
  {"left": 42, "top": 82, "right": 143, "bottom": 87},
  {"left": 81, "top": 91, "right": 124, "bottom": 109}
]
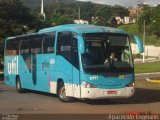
[{"left": 82, "top": 33, "right": 133, "bottom": 73}]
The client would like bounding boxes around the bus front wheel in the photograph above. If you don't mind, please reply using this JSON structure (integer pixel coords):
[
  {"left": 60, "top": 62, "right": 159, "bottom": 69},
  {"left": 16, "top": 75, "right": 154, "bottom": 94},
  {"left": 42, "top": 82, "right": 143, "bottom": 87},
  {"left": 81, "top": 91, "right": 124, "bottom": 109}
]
[
  {"left": 57, "top": 82, "right": 72, "bottom": 102},
  {"left": 16, "top": 77, "right": 24, "bottom": 93}
]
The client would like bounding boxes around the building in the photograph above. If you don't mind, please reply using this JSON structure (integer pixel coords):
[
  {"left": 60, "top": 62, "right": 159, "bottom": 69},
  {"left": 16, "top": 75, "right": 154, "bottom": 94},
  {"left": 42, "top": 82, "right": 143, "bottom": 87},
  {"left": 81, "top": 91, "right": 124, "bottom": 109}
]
[{"left": 74, "top": 19, "right": 89, "bottom": 24}]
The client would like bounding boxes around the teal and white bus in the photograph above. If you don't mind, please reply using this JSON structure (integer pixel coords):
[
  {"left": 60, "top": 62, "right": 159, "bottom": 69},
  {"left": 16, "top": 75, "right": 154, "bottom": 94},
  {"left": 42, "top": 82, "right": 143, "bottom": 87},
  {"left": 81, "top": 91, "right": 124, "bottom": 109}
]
[{"left": 4, "top": 24, "right": 143, "bottom": 102}]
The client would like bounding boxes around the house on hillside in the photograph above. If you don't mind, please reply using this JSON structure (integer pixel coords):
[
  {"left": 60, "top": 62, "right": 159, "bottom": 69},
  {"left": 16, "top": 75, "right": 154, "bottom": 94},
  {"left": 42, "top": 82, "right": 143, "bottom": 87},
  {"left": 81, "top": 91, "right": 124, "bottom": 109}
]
[{"left": 74, "top": 19, "right": 89, "bottom": 24}]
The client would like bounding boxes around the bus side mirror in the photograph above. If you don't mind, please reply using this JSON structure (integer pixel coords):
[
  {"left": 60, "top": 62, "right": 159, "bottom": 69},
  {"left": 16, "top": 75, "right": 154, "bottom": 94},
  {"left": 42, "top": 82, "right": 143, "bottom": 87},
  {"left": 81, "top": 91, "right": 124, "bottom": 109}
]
[
  {"left": 133, "top": 35, "right": 144, "bottom": 53},
  {"left": 77, "top": 35, "right": 85, "bottom": 54}
]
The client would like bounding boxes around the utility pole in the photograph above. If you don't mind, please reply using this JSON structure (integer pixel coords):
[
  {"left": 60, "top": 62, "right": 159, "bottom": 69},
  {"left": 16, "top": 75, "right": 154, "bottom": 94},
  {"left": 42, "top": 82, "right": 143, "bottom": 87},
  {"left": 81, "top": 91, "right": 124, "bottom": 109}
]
[
  {"left": 136, "top": 1, "right": 139, "bottom": 21},
  {"left": 40, "top": 0, "right": 45, "bottom": 21},
  {"left": 143, "top": 20, "right": 145, "bottom": 63}
]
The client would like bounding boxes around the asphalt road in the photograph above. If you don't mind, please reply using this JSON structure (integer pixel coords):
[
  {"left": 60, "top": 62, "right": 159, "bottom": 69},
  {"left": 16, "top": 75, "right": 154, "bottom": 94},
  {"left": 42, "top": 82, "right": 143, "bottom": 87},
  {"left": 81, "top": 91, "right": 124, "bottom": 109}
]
[{"left": 0, "top": 79, "right": 160, "bottom": 114}]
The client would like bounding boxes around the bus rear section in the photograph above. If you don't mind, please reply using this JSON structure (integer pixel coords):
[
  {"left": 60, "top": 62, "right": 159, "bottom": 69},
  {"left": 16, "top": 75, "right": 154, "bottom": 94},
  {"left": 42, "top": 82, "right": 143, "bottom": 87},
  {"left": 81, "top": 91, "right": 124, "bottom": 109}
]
[{"left": 4, "top": 33, "right": 56, "bottom": 93}]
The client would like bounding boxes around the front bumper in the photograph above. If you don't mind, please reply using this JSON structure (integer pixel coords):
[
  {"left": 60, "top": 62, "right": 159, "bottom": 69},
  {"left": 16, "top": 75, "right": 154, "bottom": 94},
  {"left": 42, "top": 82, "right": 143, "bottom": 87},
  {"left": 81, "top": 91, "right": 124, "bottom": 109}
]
[{"left": 81, "top": 86, "right": 135, "bottom": 99}]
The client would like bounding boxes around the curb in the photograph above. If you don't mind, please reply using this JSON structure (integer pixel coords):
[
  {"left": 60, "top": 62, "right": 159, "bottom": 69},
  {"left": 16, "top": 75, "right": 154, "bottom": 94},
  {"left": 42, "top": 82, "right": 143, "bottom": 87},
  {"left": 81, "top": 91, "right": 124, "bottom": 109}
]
[
  {"left": 146, "top": 78, "right": 160, "bottom": 84},
  {"left": 135, "top": 72, "right": 160, "bottom": 76}
]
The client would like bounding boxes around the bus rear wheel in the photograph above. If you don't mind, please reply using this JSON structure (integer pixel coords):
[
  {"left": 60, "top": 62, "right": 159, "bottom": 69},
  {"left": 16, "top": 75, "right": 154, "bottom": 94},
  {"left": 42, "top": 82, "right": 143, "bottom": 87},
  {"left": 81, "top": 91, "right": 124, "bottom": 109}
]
[
  {"left": 57, "top": 82, "right": 72, "bottom": 102},
  {"left": 16, "top": 77, "right": 24, "bottom": 93}
]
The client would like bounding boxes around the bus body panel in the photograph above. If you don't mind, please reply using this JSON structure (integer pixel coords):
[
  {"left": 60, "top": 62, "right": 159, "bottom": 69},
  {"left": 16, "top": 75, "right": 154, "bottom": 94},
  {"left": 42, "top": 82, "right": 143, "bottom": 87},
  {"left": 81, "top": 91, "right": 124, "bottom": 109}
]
[
  {"left": 81, "top": 73, "right": 134, "bottom": 89},
  {"left": 79, "top": 71, "right": 135, "bottom": 99},
  {"left": 4, "top": 56, "right": 18, "bottom": 87},
  {"left": 72, "top": 67, "right": 81, "bottom": 98},
  {"left": 5, "top": 52, "right": 56, "bottom": 94},
  {"left": 4, "top": 24, "right": 143, "bottom": 100},
  {"left": 81, "top": 86, "right": 134, "bottom": 99},
  {"left": 55, "top": 56, "right": 80, "bottom": 97},
  {"left": 34, "top": 53, "right": 54, "bottom": 93}
]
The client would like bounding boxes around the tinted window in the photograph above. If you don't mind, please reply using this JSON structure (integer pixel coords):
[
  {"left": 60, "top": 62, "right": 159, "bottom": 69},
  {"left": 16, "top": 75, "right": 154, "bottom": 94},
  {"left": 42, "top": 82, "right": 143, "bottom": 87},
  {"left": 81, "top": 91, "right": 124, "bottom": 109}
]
[
  {"left": 31, "top": 36, "right": 43, "bottom": 54},
  {"left": 20, "top": 35, "right": 43, "bottom": 55},
  {"left": 6, "top": 39, "right": 20, "bottom": 56},
  {"left": 57, "top": 32, "right": 72, "bottom": 62},
  {"left": 20, "top": 38, "right": 30, "bottom": 54},
  {"left": 43, "top": 32, "right": 55, "bottom": 53},
  {"left": 57, "top": 32, "right": 79, "bottom": 69}
]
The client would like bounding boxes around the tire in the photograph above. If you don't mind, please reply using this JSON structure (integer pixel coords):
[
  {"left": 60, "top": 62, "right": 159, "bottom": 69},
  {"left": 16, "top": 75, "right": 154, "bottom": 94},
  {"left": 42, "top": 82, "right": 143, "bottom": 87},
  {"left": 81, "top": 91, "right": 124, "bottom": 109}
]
[
  {"left": 57, "top": 82, "right": 72, "bottom": 102},
  {"left": 16, "top": 77, "right": 24, "bottom": 93}
]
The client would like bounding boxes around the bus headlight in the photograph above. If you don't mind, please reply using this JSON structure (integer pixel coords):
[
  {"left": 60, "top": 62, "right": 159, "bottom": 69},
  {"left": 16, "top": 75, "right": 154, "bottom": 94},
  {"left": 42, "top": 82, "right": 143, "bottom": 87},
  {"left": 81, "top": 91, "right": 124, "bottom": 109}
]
[{"left": 82, "top": 81, "right": 96, "bottom": 88}]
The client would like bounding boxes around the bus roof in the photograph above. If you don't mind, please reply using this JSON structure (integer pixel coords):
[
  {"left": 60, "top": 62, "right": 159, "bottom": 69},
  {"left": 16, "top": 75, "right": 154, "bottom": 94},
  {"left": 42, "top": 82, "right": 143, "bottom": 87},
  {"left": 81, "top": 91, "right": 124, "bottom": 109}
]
[
  {"left": 6, "top": 33, "right": 37, "bottom": 40},
  {"left": 6, "top": 24, "right": 127, "bottom": 40},
  {"left": 38, "top": 24, "right": 127, "bottom": 35}
]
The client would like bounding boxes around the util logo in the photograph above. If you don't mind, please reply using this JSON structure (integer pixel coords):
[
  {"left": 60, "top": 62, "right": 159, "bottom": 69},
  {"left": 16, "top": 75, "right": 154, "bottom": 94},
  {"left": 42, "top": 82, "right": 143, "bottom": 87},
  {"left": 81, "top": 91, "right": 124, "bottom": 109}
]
[{"left": 7, "top": 56, "right": 18, "bottom": 75}]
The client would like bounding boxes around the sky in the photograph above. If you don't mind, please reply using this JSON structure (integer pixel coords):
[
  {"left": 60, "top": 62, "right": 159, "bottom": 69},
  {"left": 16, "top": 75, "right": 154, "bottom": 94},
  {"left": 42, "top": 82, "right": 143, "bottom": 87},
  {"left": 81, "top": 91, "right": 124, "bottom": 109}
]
[{"left": 77, "top": 0, "right": 160, "bottom": 7}]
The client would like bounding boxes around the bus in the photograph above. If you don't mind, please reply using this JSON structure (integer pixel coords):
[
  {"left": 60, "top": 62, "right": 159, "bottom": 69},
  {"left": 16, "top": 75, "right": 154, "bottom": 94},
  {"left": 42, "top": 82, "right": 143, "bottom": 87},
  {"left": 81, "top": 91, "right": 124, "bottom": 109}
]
[{"left": 4, "top": 24, "right": 143, "bottom": 102}]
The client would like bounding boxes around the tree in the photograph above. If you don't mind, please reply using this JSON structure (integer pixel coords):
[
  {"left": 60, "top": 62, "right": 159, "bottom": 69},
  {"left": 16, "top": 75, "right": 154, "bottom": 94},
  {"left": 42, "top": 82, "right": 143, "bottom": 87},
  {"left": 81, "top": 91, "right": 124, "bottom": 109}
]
[
  {"left": 137, "top": 7, "right": 152, "bottom": 33},
  {"left": 150, "top": 6, "right": 160, "bottom": 37},
  {"left": 111, "top": 5, "right": 129, "bottom": 18},
  {"left": 95, "top": 6, "right": 112, "bottom": 26},
  {"left": 93, "top": 5, "right": 129, "bottom": 26},
  {"left": 0, "top": 0, "right": 39, "bottom": 65},
  {"left": 80, "top": 2, "right": 94, "bottom": 22},
  {"left": 0, "top": 0, "right": 35, "bottom": 38},
  {"left": 51, "top": 15, "right": 73, "bottom": 25},
  {"left": 111, "top": 17, "right": 117, "bottom": 27},
  {"left": 138, "top": 6, "right": 160, "bottom": 37}
]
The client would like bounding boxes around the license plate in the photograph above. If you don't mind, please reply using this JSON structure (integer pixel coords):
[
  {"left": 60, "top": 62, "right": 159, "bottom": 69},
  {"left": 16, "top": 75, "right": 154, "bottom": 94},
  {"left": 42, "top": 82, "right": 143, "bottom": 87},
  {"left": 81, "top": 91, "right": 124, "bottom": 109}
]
[{"left": 103, "top": 91, "right": 117, "bottom": 95}]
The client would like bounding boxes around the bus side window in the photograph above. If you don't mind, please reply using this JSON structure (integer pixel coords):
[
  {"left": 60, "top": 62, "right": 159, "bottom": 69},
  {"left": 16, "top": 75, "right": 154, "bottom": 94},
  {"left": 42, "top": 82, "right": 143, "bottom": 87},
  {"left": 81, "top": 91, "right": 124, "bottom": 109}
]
[
  {"left": 6, "top": 39, "right": 20, "bottom": 56},
  {"left": 20, "top": 39, "right": 30, "bottom": 54},
  {"left": 43, "top": 32, "right": 55, "bottom": 53},
  {"left": 31, "top": 36, "right": 43, "bottom": 54},
  {"left": 57, "top": 32, "right": 72, "bottom": 62}
]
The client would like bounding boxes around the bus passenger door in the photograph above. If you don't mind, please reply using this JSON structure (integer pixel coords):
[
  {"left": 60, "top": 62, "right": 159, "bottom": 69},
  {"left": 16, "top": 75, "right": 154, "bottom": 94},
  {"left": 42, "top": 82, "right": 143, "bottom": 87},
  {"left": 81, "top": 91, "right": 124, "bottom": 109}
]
[
  {"left": 56, "top": 32, "right": 80, "bottom": 98},
  {"left": 71, "top": 35, "right": 81, "bottom": 98}
]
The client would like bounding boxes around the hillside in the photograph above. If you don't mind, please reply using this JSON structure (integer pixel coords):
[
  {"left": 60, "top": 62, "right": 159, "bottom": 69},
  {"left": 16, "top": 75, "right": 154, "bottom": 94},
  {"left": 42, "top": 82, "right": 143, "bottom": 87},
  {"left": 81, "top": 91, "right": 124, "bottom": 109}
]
[
  {"left": 21, "top": 0, "right": 80, "bottom": 10},
  {"left": 21, "top": 0, "right": 109, "bottom": 11}
]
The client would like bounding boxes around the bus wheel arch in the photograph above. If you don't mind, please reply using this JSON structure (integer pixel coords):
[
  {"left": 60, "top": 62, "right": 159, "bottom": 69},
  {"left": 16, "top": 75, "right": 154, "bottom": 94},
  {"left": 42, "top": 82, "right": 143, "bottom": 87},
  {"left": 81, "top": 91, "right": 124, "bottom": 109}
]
[
  {"left": 57, "top": 78, "right": 72, "bottom": 102},
  {"left": 16, "top": 76, "right": 24, "bottom": 93}
]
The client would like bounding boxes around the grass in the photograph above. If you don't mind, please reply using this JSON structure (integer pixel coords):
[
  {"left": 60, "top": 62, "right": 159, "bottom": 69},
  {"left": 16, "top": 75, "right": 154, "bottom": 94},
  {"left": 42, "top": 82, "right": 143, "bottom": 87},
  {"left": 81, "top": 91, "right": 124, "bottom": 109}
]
[
  {"left": 119, "top": 23, "right": 140, "bottom": 36},
  {"left": 119, "top": 23, "right": 160, "bottom": 47},
  {"left": 136, "top": 79, "right": 160, "bottom": 90},
  {"left": 134, "top": 62, "right": 160, "bottom": 74}
]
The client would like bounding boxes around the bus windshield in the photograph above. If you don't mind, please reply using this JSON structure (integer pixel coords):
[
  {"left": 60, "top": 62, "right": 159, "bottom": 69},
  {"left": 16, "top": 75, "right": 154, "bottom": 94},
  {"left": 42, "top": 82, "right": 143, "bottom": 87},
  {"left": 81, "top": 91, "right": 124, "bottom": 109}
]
[{"left": 81, "top": 33, "right": 133, "bottom": 74}]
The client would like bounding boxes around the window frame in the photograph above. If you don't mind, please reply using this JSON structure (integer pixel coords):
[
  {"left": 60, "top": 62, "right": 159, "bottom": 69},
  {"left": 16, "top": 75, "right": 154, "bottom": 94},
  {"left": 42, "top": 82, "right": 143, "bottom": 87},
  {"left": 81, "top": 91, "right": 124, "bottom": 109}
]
[
  {"left": 42, "top": 32, "right": 56, "bottom": 54},
  {"left": 57, "top": 31, "right": 80, "bottom": 69},
  {"left": 5, "top": 39, "right": 20, "bottom": 56}
]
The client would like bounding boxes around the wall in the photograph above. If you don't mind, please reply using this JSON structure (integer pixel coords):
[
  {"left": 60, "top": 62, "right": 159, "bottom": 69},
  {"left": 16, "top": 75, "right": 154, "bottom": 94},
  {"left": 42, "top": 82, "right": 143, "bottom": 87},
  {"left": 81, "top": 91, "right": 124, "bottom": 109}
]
[{"left": 131, "top": 44, "right": 160, "bottom": 59}]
